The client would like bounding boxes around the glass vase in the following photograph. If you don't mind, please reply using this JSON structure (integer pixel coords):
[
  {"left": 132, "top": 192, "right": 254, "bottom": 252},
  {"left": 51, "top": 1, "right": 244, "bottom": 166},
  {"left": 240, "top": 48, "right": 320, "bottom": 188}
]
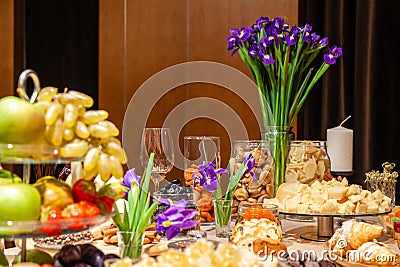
[
  {"left": 183, "top": 136, "right": 220, "bottom": 226},
  {"left": 286, "top": 140, "right": 331, "bottom": 184},
  {"left": 117, "top": 231, "right": 144, "bottom": 259},
  {"left": 230, "top": 140, "right": 274, "bottom": 218},
  {"left": 213, "top": 199, "right": 233, "bottom": 238},
  {"left": 264, "top": 126, "right": 290, "bottom": 196}
]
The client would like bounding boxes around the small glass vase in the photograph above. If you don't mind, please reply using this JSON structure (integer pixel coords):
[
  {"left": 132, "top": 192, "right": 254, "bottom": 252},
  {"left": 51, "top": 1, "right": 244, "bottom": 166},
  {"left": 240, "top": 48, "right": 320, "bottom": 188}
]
[
  {"left": 117, "top": 231, "right": 144, "bottom": 259},
  {"left": 264, "top": 126, "right": 290, "bottom": 196},
  {"left": 213, "top": 199, "right": 233, "bottom": 238}
]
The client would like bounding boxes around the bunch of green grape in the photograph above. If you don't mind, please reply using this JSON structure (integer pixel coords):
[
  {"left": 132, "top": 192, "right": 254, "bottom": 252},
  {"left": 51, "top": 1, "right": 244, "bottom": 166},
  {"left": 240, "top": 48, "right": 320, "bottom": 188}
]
[{"left": 34, "top": 87, "right": 127, "bottom": 182}]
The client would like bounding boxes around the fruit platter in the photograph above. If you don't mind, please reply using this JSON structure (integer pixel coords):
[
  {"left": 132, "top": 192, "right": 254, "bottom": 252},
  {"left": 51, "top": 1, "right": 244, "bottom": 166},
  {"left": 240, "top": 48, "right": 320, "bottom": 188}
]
[{"left": 0, "top": 69, "right": 128, "bottom": 262}]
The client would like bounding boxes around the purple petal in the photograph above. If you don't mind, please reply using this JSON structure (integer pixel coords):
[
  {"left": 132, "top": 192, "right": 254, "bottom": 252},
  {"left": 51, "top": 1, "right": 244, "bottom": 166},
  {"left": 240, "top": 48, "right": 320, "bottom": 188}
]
[
  {"left": 163, "top": 207, "right": 180, "bottom": 217},
  {"left": 165, "top": 226, "right": 181, "bottom": 240},
  {"left": 204, "top": 178, "right": 218, "bottom": 192},
  {"left": 181, "top": 209, "right": 197, "bottom": 220},
  {"left": 180, "top": 219, "right": 198, "bottom": 230},
  {"left": 166, "top": 210, "right": 184, "bottom": 221},
  {"left": 123, "top": 168, "right": 141, "bottom": 188},
  {"left": 158, "top": 198, "right": 172, "bottom": 207},
  {"left": 172, "top": 199, "right": 188, "bottom": 209}
]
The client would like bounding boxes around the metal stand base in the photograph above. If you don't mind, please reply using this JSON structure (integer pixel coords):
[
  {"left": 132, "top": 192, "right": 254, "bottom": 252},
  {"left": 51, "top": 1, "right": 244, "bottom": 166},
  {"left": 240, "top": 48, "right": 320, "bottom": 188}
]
[
  {"left": 299, "top": 217, "right": 334, "bottom": 242},
  {"left": 300, "top": 231, "right": 330, "bottom": 242}
]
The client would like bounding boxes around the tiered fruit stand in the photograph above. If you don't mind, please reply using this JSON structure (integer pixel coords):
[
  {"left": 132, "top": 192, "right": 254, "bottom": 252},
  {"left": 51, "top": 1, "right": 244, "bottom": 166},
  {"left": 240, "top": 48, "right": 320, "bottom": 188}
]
[
  {"left": 0, "top": 70, "right": 114, "bottom": 261},
  {"left": 0, "top": 144, "right": 114, "bottom": 261}
]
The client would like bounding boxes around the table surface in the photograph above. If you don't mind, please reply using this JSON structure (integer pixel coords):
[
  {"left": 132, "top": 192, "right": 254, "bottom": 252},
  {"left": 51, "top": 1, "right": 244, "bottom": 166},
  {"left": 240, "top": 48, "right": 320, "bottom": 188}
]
[{"left": 3, "top": 216, "right": 399, "bottom": 264}]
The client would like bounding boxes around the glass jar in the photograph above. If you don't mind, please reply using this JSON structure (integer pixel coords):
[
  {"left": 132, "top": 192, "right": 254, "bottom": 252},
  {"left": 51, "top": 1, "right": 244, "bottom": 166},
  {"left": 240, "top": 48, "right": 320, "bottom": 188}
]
[
  {"left": 236, "top": 203, "right": 280, "bottom": 226},
  {"left": 230, "top": 140, "right": 274, "bottom": 219},
  {"left": 230, "top": 203, "right": 283, "bottom": 253},
  {"left": 286, "top": 140, "right": 331, "bottom": 184},
  {"left": 183, "top": 136, "right": 220, "bottom": 226}
]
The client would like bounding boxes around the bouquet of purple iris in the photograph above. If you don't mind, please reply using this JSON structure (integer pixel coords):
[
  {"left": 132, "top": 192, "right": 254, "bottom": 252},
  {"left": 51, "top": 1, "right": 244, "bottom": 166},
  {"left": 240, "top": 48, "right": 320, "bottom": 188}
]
[
  {"left": 119, "top": 158, "right": 197, "bottom": 242},
  {"left": 226, "top": 17, "right": 342, "bottom": 191},
  {"left": 114, "top": 153, "right": 197, "bottom": 258},
  {"left": 192, "top": 153, "right": 255, "bottom": 232}
]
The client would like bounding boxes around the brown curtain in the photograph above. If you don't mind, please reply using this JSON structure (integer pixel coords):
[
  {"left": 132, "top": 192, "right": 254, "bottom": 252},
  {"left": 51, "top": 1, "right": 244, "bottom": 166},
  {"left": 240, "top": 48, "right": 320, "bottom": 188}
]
[{"left": 298, "top": 0, "right": 400, "bottom": 202}]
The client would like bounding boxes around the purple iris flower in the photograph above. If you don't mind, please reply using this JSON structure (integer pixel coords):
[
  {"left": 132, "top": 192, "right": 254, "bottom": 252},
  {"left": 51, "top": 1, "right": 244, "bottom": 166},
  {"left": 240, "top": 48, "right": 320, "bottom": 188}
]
[
  {"left": 238, "top": 27, "right": 253, "bottom": 42},
  {"left": 272, "top": 17, "right": 285, "bottom": 30},
  {"left": 323, "top": 45, "right": 342, "bottom": 65},
  {"left": 300, "top": 23, "right": 313, "bottom": 42},
  {"left": 192, "top": 161, "right": 228, "bottom": 192},
  {"left": 285, "top": 26, "right": 299, "bottom": 46},
  {"left": 319, "top": 37, "right": 329, "bottom": 47},
  {"left": 259, "top": 50, "right": 275, "bottom": 65},
  {"left": 248, "top": 44, "right": 259, "bottom": 58},
  {"left": 122, "top": 168, "right": 141, "bottom": 197},
  {"left": 156, "top": 199, "right": 198, "bottom": 240},
  {"left": 253, "top": 17, "right": 270, "bottom": 31},
  {"left": 242, "top": 153, "right": 257, "bottom": 182},
  {"left": 260, "top": 36, "right": 273, "bottom": 50},
  {"left": 226, "top": 28, "right": 240, "bottom": 51},
  {"left": 309, "top": 32, "right": 321, "bottom": 48}
]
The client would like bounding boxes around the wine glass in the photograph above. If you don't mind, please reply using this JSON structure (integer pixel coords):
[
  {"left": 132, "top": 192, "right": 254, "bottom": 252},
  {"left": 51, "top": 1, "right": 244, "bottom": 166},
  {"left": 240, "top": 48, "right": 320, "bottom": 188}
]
[{"left": 139, "top": 128, "right": 175, "bottom": 193}]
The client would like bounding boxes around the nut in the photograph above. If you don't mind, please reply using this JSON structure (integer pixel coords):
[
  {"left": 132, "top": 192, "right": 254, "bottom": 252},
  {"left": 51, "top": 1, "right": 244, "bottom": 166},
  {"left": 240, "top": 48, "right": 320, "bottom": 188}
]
[
  {"left": 248, "top": 186, "right": 263, "bottom": 195},
  {"left": 251, "top": 189, "right": 267, "bottom": 198},
  {"left": 234, "top": 187, "right": 249, "bottom": 201}
]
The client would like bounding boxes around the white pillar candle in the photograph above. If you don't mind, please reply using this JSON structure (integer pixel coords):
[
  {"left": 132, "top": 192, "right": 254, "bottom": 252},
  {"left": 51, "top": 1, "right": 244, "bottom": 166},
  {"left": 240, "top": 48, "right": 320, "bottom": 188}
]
[{"left": 327, "top": 126, "right": 353, "bottom": 172}]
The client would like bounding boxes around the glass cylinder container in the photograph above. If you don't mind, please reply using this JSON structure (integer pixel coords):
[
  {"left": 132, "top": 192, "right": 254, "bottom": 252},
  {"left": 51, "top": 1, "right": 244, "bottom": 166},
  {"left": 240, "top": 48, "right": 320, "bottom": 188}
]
[
  {"left": 230, "top": 203, "right": 283, "bottom": 253},
  {"left": 183, "top": 136, "right": 220, "bottom": 226},
  {"left": 230, "top": 140, "right": 274, "bottom": 218},
  {"left": 286, "top": 140, "right": 331, "bottom": 184}
]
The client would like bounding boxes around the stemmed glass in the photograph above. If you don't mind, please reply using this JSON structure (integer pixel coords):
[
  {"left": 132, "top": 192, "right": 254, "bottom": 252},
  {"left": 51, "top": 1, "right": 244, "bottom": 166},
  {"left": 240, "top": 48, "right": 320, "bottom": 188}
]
[{"left": 139, "top": 128, "right": 175, "bottom": 193}]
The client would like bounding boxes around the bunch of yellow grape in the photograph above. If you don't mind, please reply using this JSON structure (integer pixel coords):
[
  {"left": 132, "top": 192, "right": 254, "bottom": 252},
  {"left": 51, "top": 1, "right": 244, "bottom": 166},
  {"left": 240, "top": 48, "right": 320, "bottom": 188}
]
[{"left": 34, "top": 87, "right": 127, "bottom": 182}]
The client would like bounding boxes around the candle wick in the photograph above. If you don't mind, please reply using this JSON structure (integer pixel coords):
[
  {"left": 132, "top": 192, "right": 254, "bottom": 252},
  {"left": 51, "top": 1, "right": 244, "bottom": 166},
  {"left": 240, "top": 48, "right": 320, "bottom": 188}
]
[{"left": 339, "top": 115, "right": 352, "bottom": 127}]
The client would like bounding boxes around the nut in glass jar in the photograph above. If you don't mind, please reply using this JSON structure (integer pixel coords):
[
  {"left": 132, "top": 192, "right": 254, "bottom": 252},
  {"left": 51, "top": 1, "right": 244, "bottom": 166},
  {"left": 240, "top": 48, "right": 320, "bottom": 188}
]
[{"left": 286, "top": 140, "right": 331, "bottom": 184}]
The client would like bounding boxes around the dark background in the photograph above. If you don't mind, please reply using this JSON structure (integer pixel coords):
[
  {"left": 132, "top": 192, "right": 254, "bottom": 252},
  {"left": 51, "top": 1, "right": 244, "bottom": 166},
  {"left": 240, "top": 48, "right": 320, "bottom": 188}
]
[{"left": 23, "top": 0, "right": 98, "bottom": 109}]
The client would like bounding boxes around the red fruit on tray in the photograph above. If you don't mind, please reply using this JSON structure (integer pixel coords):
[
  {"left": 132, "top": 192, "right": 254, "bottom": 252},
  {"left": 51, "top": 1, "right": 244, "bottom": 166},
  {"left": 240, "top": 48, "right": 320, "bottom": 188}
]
[
  {"left": 95, "top": 196, "right": 115, "bottom": 214},
  {"left": 62, "top": 203, "right": 86, "bottom": 219},
  {"left": 72, "top": 178, "right": 98, "bottom": 202},
  {"left": 62, "top": 202, "right": 86, "bottom": 230},
  {"left": 40, "top": 206, "right": 63, "bottom": 236},
  {"left": 78, "top": 200, "right": 100, "bottom": 217}
]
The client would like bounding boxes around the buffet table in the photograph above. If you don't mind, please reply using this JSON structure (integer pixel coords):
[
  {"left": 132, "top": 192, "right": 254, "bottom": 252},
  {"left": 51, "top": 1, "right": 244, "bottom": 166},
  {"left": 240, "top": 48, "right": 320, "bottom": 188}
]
[{"left": 4, "top": 216, "right": 397, "bottom": 265}]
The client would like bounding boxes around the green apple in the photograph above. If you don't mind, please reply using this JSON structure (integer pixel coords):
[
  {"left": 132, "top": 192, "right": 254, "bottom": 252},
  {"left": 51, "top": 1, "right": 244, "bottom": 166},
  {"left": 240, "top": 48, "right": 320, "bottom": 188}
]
[
  {"left": 0, "top": 183, "right": 41, "bottom": 221},
  {"left": 0, "top": 96, "right": 45, "bottom": 144}
]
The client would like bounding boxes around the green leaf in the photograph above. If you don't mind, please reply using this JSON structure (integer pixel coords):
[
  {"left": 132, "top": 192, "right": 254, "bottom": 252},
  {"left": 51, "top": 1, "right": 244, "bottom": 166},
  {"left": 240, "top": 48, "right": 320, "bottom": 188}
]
[{"left": 137, "top": 201, "right": 158, "bottom": 232}]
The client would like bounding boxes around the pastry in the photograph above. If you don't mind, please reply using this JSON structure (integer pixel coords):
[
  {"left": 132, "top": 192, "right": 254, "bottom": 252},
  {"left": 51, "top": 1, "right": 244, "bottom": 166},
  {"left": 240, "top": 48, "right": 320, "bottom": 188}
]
[
  {"left": 327, "top": 220, "right": 400, "bottom": 266},
  {"left": 327, "top": 219, "right": 383, "bottom": 254},
  {"left": 357, "top": 241, "right": 399, "bottom": 266}
]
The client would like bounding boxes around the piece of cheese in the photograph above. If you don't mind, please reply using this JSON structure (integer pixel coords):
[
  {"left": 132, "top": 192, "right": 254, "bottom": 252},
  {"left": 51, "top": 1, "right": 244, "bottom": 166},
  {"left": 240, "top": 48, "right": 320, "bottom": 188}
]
[
  {"left": 275, "top": 182, "right": 300, "bottom": 203},
  {"left": 328, "top": 186, "right": 348, "bottom": 200}
]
